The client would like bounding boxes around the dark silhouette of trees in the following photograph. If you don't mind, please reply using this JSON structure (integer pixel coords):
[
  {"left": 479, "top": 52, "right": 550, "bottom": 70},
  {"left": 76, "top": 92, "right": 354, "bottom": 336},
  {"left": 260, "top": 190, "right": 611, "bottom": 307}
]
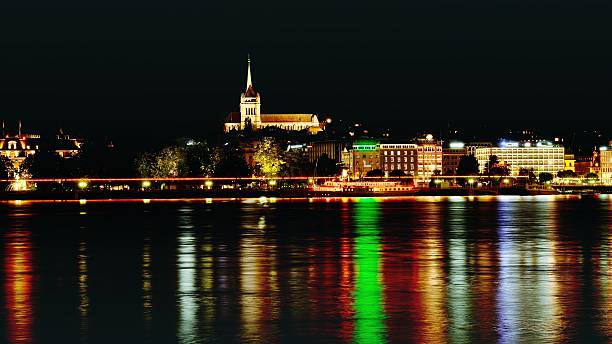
[
  {"left": 315, "top": 154, "right": 340, "bottom": 177},
  {"left": 539, "top": 172, "right": 554, "bottom": 183},
  {"left": 366, "top": 169, "right": 384, "bottom": 177}
]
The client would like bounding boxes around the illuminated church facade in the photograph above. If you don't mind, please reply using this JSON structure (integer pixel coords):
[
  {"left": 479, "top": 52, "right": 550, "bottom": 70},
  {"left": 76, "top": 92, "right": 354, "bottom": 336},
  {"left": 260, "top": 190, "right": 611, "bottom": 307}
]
[{"left": 224, "top": 57, "right": 321, "bottom": 134}]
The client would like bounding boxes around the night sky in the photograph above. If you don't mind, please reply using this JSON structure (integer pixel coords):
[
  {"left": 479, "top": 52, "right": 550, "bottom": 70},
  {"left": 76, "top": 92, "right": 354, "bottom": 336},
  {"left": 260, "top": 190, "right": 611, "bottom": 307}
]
[{"left": 1, "top": 0, "right": 611, "bottom": 138}]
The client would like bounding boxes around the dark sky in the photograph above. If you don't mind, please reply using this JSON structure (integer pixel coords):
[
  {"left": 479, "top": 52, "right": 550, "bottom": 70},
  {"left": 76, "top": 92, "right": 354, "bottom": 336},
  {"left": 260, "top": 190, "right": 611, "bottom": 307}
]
[{"left": 0, "top": 0, "right": 611, "bottom": 137}]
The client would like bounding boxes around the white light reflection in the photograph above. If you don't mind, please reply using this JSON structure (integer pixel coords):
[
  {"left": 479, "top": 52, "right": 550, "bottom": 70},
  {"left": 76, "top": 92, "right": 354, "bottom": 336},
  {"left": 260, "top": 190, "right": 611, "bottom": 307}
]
[{"left": 177, "top": 207, "right": 198, "bottom": 343}]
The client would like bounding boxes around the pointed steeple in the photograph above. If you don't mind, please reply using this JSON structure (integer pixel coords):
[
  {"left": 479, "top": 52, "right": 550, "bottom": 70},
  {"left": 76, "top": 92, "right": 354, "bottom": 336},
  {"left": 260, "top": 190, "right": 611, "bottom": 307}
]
[{"left": 246, "top": 54, "right": 253, "bottom": 91}]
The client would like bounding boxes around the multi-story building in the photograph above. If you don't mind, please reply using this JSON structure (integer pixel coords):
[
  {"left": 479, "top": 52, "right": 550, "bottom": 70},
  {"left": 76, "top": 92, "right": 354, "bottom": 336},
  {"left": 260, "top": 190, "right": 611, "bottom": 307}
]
[
  {"left": 307, "top": 140, "right": 349, "bottom": 164},
  {"left": 442, "top": 142, "right": 467, "bottom": 175},
  {"left": 465, "top": 141, "right": 493, "bottom": 156},
  {"left": 0, "top": 123, "right": 82, "bottom": 177},
  {"left": 564, "top": 153, "right": 576, "bottom": 172},
  {"left": 379, "top": 143, "right": 418, "bottom": 176},
  {"left": 341, "top": 139, "right": 380, "bottom": 179},
  {"left": 474, "top": 141, "right": 564, "bottom": 175},
  {"left": 601, "top": 148, "right": 612, "bottom": 184},
  {"left": 416, "top": 135, "right": 442, "bottom": 181}
]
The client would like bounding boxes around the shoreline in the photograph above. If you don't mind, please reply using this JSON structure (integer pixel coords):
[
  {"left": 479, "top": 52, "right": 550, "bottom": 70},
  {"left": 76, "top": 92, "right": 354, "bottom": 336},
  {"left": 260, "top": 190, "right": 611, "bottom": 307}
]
[{"left": 0, "top": 188, "right": 596, "bottom": 201}]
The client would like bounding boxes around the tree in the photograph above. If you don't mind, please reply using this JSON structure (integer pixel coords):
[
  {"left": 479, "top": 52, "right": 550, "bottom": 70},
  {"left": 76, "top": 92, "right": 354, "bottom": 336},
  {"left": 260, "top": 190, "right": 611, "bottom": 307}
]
[
  {"left": 315, "top": 154, "right": 340, "bottom": 177},
  {"left": 283, "top": 149, "right": 312, "bottom": 177},
  {"left": 135, "top": 146, "right": 187, "bottom": 178},
  {"left": 456, "top": 154, "right": 479, "bottom": 186},
  {"left": 539, "top": 172, "right": 554, "bottom": 183},
  {"left": 366, "top": 169, "right": 384, "bottom": 177},
  {"left": 213, "top": 144, "right": 251, "bottom": 177},
  {"left": 135, "top": 152, "right": 157, "bottom": 178},
  {"left": 253, "top": 137, "right": 284, "bottom": 177},
  {"left": 21, "top": 150, "right": 64, "bottom": 178},
  {"left": 184, "top": 141, "right": 214, "bottom": 177},
  {"left": 389, "top": 169, "right": 406, "bottom": 177},
  {"left": 0, "top": 156, "right": 14, "bottom": 179},
  {"left": 485, "top": 155, "right": 499, "bottom": 174},
  {"left": 519, "top": 167, "right": 536, "bottom": 184},
  {"left": 457, "top": 155, "right": 479, "bottom": 175},
  {"left": 557, "top": 170, "right": 577, "bottom": 179},
  {"left": 585, "top": 172, "right": 599, "bottom": 180}
]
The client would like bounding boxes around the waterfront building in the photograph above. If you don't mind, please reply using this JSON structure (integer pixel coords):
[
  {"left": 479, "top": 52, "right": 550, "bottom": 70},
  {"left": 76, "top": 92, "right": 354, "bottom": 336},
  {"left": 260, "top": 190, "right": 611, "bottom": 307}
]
[
  {"left": 564, "top": 153, "right": 576, "bottom": 172},
  {"left": 574, "top": 154, "right": 594, "bottom": 176},
  {"left": 379, "top": 143, "right": 418, "bottom": 177},
  {"left": 474, "top": 140, "right": 564, "bottom": 175},
  {"left": 416, "top": 134, "right": 442, "bottom": 181},
  {"left": 0, "top": 123, "right": 82, "bottom": 175},
  {"left": 307, "top": 140, "right": 349, "bottom": 164},
  {"left": 601, "top": 148, "right": 612, "bottom": 183},
  {"left": 442, "top": 142, "right": 467, "bottom": 175},
  {"left": 341, "top": 139, "right": 380, "bottom": 179},
  {"left": 466, "top": 141, "right": 493, "bottom": 156},
  {"left": 224, "top": 57, "right": 322, "bottom": 133}
]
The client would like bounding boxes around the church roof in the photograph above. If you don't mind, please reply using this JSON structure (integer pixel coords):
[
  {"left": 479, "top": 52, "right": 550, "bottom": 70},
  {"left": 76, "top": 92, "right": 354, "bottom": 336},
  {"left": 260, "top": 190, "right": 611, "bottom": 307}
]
[
  {"left": 226, "top": 112, "right": 241, "bottom": 123},
  {"left": 244, "top": 85, "right": 258, "bottom": 97},
  {"left": 261, "top": 114, "right": 317, "bottom": 123}
]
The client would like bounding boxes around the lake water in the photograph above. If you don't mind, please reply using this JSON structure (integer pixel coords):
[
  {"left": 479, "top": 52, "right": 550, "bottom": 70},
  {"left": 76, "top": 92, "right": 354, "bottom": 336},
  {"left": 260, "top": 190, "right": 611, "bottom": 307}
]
[{"left": 0, "top": 196, "right": 611, "bottom": 343}]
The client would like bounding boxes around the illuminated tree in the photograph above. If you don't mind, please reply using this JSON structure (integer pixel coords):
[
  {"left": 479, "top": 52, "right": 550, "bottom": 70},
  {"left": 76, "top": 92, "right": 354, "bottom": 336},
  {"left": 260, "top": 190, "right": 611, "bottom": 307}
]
[
  {"left": 0, "top": 156, "right": 14, "bottom": 179},
  {"left": 585, "top": 172, "right": 599, "bottom": 180},
  {"left": 154, "top": 146, "right": 187, "bottom": 177},
  {"left": 135, "top": 146, "right": 187, "bottom": 178},
  {"left": 253, "top": 137, "right": 284, "bottom": 177}
]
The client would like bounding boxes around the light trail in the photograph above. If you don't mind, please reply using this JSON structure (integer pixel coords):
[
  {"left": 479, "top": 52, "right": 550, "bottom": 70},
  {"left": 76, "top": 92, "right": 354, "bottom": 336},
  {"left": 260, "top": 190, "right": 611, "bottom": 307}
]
[{"left": 0, "top": 175, "right": 528, "bottom": 183}]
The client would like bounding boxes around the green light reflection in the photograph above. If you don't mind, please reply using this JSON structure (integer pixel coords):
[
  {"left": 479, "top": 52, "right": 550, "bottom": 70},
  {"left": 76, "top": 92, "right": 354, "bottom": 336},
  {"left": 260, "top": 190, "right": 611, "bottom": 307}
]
[{"left": 353, "top": 198, "right": 386, "bottom": 344}]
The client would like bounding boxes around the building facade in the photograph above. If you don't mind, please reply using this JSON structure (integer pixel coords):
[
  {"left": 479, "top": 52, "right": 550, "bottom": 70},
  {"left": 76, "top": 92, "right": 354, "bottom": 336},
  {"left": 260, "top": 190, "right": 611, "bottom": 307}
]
[
  {"left": 307, "top": 140, "right": 349, "bottom": 164},
  {"left": 442, "top": 142, "right": 467, "bottom": 175},
  {"left": 379, "top": 143, "right": 418, "bottom": 176},
  {"left": 341, "top": 140, "right": 380, "bottom": 179},
  {"left": 600, "top": 149, "right": 612, "bottom": 184},
  {"left": 224, "top": 57, "right": 322, "bottom": 133},
  {"left": 0, "top": 124, "right": 82, "bottom": 177},
  {"left": 564, "top": 154, "right": 576, "bottom": 172},
  {"left": 416, "top": 135, "right": 442, "bottom": 181},
  {"left": 474, "top": 141, "right": 564, "bottom": 175}
]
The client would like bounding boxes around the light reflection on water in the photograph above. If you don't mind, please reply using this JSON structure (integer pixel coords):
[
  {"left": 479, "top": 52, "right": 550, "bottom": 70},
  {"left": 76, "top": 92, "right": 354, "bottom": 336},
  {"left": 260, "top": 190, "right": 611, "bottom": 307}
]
[{"left": 0, "top": 196, "right": 611, "bottom": 343}]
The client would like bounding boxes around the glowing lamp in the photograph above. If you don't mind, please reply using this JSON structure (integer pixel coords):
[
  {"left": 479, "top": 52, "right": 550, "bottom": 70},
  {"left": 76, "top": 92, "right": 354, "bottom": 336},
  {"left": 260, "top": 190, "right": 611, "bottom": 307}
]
[
  {"left": 503, "top": 178, "right": 510, "bottom": 184},
  {"left": 268, "top": 180, "right": 277, "bottom": 186},
  {"left": 78, "top": 180, "right": 88, "bottom": 189},
  {"left": 204, "top": 180, "right": 213, "bottom": 188},
  {"left": 142, "top": 180, "right": 151, "bottom": 188},
  {"left": 326, "top": 118, "right": 332, "bottom": 124},
  {"left": 468, "top": 179, "right": 475, "bottom": 185},
  {"left": 434, "top": 179, "right": 442, "bottom": 184},
  {"left": 426, "top": 134, "right": 434, "bottom": 141}
]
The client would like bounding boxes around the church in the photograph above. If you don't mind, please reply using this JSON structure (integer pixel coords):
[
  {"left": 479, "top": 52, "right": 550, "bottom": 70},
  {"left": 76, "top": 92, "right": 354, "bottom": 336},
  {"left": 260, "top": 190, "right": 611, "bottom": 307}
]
[{"left": 224, "top": 57, "right": 322, "bottom": 134}]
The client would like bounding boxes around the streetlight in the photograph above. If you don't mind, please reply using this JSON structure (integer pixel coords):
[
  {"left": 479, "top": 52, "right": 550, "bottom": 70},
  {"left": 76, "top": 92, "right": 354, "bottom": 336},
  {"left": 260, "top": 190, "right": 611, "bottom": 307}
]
[{"left": 78, "top": 180, "right": 88, "bottom": 189}]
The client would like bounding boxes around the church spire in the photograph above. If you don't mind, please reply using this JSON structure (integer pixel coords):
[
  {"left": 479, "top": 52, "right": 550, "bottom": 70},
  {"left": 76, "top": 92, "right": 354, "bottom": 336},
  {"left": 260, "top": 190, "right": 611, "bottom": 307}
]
[{"left": 246, "top": 54, "right": 253, "bottom": 91}]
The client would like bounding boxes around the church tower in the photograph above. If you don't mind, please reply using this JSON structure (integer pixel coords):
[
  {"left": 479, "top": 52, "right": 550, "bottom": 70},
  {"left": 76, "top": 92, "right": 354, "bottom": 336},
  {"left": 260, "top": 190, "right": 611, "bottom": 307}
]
[{"left": 239, "top": 55, "right": 261, "bottom": 130}]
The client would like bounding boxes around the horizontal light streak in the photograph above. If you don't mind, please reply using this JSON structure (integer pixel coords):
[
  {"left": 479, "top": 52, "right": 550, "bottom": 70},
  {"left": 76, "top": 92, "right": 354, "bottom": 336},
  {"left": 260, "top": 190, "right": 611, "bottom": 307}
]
[{"left": 0, "top": 175, "right": 528, "bottom": 183}]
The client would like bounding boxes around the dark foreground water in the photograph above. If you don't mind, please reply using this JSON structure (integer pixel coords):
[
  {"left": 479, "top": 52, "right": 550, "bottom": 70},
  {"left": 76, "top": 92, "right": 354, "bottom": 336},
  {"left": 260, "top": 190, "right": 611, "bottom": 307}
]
[{"left": 0, "top": 196, "right": 611, "bottom": 344}]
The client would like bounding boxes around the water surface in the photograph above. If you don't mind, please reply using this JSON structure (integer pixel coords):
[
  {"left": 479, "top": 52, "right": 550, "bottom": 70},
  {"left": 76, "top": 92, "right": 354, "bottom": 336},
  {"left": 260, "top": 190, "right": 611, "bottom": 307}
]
[{"left": 0, "top": 196, "right": 610, "bottom": 343}]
